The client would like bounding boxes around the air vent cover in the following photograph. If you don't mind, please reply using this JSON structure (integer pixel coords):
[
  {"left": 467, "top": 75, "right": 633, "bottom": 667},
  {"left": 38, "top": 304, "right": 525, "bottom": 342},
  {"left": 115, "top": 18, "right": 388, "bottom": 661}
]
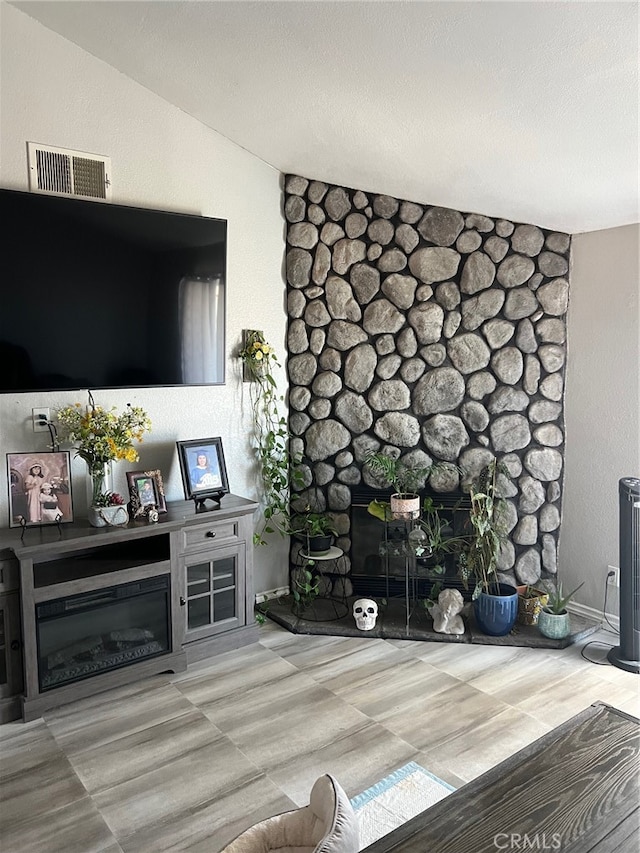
[{"left": 27, "top": 143, "right": 111, "bottom": 199}]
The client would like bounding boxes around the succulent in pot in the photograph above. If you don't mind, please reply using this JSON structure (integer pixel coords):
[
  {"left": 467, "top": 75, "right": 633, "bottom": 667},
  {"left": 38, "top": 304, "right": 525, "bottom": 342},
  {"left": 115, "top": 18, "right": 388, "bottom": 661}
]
[
  {"left": 87, "top": 492, "right": 129, "bottom": 528},
  {"left": 538, "top": 582, "right": 584, "bottom": 639}
]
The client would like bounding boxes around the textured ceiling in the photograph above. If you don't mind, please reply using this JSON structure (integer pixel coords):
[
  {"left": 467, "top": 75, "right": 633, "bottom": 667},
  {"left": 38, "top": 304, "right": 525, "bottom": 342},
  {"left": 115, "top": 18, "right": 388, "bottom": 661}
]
[{"left": 12, "top": 0, "right": 640, "bottom": 233}]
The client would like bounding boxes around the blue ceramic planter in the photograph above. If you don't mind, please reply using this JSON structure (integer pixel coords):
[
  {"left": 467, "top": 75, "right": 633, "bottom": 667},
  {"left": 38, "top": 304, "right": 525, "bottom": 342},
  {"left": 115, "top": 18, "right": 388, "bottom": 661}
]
[{"left": 474, "top": 583, "right": 518, "bottom": 636}]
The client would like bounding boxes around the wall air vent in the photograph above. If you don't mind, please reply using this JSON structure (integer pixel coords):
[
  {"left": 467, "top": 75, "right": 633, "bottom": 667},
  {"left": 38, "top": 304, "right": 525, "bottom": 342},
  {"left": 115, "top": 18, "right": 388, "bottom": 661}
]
[{"left": 27, "top": 142, "right": 111, "bottom": 200}]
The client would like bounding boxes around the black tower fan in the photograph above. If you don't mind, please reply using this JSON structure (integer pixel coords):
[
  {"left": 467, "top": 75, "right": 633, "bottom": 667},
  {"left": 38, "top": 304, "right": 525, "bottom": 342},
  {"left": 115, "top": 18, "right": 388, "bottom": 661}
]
[{"left": 607, "top": 477, "right": 640, "bottom": 674}]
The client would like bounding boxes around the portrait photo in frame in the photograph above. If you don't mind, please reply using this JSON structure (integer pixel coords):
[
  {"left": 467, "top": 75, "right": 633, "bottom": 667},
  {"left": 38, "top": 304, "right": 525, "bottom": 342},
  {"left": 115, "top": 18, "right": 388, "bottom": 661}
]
[
  {"left": 126, "top": 469, "right": 167, "bottom": 519},
  {"left": 7, "top": 451, "right": 73, "bottom": 528},
  {"left": 176, "top": 437, "right": 229, "bottom": 508}
]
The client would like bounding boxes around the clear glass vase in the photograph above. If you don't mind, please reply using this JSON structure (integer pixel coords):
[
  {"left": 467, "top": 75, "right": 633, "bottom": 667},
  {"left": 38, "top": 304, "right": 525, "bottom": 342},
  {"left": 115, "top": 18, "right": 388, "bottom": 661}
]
[{"left": 87, "top": 462, "right": 113, "bottom": 507}]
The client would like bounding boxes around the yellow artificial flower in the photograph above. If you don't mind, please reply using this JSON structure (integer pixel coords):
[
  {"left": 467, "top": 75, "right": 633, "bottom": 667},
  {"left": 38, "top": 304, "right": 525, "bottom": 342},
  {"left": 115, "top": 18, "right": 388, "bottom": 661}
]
[{"left": 57, "top": 402, "right": 151, "bottom": 474}]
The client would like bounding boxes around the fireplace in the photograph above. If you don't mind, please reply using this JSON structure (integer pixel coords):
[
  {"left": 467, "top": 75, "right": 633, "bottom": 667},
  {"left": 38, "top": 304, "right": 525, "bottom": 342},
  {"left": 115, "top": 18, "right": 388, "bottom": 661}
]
[
  {"left": 284, "top": 177, "right": 570, "bottom": 593},
  {"left": 350, "top": 486, "right": 472, "bottom": 599},
  {"left": 36, "top": 576, "right": 171, "bottom": 691},
  {"left": 27, "top": 532, "right": 177, "bottom": 708}
]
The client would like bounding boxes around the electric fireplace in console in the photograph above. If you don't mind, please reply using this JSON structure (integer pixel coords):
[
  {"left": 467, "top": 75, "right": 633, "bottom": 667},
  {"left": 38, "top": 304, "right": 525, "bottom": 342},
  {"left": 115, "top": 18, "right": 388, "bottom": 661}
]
[
  {"left": 0, "top": 494, "right": 259, "bottom": 724},
  {"left": 16, "top": 529, "right": 187, "bottom": 721},
  {"left": 36, "top": 576, "right": 170, "bottom": 691}
]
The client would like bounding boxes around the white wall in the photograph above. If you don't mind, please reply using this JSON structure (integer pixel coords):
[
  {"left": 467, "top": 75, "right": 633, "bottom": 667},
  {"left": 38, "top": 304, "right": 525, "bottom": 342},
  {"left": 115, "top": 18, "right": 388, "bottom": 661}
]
[
  {"left": 562, "top": 224, "right": 640, "bottom": 616},
  {"left": 0, "top": 3, "right": 289, "bottom": 593},
  {"left": 2, "top": 4, "right": 638, "bottom": 611}
]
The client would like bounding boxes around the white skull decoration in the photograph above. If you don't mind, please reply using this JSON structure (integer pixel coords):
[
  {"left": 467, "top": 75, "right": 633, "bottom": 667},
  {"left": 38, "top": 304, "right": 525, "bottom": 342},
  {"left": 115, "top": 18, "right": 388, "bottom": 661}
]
[{"left": 353, "top": 598, "right": 378, "bottom": 631}]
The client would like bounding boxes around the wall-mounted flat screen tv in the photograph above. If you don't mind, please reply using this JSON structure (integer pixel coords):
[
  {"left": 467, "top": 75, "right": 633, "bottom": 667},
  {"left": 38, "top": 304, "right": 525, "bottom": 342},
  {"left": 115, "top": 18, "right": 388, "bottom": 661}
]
[{"left": 0, "top": 188, "right": 227, "bottom": 393}]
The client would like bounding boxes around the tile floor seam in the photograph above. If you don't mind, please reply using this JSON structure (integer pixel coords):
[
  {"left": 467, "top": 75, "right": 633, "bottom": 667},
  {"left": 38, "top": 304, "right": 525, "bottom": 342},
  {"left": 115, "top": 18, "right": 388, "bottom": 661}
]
[
  {"left": 0, "top": 720, "right": 118, "bottom": 845},
  {"left": 208, "top": 693, "right": 376, "bottom": 774},
  {"left": 114, "top": 765, "right": 273, "bottom": 848},
  {"left": 62, "top": 725, "right": 232, "bottom": 799},
  {"left": 2, "top": 624, "right": 637, "bottom": 853}
]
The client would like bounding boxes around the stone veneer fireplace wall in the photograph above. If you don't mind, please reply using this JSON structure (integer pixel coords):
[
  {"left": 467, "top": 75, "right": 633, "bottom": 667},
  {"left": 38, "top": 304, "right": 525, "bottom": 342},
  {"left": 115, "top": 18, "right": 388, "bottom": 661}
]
[{"left": 283, "top": 174, "right": 571, "bottom": 593}]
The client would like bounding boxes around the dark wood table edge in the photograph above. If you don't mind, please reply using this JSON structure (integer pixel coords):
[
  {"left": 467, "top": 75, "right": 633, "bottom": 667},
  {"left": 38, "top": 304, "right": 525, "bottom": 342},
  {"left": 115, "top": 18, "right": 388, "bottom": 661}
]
[{"left": 361, "top": 702, "right": 640, "bottom": 852}]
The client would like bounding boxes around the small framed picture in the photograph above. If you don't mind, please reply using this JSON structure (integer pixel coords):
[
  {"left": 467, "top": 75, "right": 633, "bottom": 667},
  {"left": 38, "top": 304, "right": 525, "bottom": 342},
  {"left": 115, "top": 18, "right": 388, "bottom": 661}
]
[
  {"left": 7, "top": 451, "right": 74, "bottom": 528},
  {"left": 176, "top": 437, "right": 229, "bottom": 505},
  {"left": 126, "top": 469, "right": 167, "bottom": 519}
]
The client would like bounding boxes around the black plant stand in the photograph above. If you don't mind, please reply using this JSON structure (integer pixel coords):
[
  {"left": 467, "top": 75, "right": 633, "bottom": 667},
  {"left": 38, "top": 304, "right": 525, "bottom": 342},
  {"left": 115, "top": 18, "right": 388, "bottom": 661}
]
[{"left": 293, "top": 546, "right": 349, "bottom": 621}]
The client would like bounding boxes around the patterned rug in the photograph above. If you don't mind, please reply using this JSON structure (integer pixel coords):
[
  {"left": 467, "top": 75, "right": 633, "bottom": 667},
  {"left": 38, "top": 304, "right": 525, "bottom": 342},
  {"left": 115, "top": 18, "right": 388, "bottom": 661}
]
[{"left": 350, "top": 761, "right": 455, "bottom": 849}]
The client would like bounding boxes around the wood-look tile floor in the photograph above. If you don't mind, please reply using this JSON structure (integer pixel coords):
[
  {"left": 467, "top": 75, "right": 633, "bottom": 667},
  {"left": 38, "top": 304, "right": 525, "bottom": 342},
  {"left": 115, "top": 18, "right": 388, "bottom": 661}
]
[{"left": 1, "top": 622, "right": 638, "bottom": 853}]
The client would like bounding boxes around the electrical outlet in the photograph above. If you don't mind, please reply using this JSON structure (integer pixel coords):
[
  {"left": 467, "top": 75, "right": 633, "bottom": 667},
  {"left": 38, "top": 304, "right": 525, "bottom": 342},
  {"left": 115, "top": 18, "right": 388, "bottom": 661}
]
[
  {"left": 607, "top": 565, "right": 620, "bottom": 587},
  {"left": 32, "top": 407, "right": 50, "bottom": 432}
]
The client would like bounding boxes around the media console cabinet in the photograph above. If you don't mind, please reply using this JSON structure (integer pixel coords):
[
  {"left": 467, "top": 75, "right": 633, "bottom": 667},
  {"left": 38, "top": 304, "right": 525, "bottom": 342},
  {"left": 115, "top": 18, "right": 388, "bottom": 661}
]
[{"left": 0, "top": 493, "right": 258, "bottom": 723}]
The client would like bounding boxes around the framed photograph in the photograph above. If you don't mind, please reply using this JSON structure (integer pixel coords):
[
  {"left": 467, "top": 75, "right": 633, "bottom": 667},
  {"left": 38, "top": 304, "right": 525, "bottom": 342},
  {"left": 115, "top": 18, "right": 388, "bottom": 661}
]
[
  {"left": 126, "top": 469, "right": 167, "bottom": 519},
  {"left": 7, "top": 451, "right": 73, "bottom": 528},
  {"left": 176, "top": 437, "right": 229, "bottom": 505}
]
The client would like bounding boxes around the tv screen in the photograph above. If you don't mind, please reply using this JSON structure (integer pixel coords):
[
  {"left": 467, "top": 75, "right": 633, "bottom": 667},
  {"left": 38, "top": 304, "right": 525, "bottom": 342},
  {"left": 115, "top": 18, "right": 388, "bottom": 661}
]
[{"left": 0, "top": 188, "right": 227, "bottom": 392}]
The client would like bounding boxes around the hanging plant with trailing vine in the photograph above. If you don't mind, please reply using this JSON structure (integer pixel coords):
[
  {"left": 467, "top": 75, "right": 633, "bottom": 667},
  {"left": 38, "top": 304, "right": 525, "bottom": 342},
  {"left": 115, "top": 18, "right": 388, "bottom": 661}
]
[{"left": 239, "top": 330, "right": 302, "bottom": 545}]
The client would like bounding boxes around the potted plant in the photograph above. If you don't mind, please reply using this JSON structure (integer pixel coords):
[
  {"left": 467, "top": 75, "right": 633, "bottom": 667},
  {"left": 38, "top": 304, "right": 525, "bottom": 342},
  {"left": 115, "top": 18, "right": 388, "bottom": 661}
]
[
  {"left": 415, "top": 496, "right": 469, "bottom": 577},
  {"left": 87, "top": 492, "right": 129, "bottom": 528},
  {"left": 517, "top": 585, "right": 549, "bottom": 626},
  {"left": 238, "top": 331, "right": 304, "bottom": 545},
  {"left": 364, "top": 452, "right": 434, "bottom": 519},
  {"left": 537, "top": 582, "right": 584, "bottom": 639},
  {"left": 291, "top": 508, "right": 338, "bottom": 556},
  {"left": 459, "top": 458, "right": 518, "bottom": 636}
]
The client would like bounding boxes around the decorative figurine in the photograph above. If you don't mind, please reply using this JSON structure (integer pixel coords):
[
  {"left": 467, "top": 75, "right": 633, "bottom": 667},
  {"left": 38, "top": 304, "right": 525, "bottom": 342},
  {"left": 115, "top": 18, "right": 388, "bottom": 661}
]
[
  {"left": 353, "top": 598, "right": 378, "bottom": 631},
  {"left": 429, "top": 588, "right": 465, "bottom": 635}
]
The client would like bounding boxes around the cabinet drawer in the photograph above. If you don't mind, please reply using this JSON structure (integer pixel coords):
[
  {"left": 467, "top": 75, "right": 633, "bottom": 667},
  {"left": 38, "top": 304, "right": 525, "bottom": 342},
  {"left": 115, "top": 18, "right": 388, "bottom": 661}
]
[
  {"left": 0, "top": 559, "right": 19, "bottom": 594},
  {"left": 179, "top": 519, "right": 238, "bottom": 553}
]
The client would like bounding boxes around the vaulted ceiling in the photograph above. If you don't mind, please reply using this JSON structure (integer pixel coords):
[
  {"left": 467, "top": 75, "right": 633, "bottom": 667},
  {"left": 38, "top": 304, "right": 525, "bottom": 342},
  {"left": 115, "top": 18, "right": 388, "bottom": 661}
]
[{"left": 12, "top": 0, "right": 639, "bottom": 233}]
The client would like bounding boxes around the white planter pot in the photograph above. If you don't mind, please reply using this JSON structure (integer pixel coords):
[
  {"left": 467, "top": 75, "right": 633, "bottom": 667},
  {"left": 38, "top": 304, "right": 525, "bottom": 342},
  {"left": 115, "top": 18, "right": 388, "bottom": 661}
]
[
  {"left": 88, "top": 505, "right": 129, "bottom": 528},
  {"left": 390, "top": 493, "right": 420, "bottom": 520}
]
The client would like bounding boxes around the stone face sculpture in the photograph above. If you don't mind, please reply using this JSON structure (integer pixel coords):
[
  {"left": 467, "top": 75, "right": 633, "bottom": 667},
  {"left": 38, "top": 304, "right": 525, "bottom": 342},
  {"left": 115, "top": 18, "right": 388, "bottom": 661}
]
[
  {"left": 353, "top": 598, "right": 378, "bottom": 631},
  {"left": 429, "top": 588, "right": 465, "bottom": 635}
]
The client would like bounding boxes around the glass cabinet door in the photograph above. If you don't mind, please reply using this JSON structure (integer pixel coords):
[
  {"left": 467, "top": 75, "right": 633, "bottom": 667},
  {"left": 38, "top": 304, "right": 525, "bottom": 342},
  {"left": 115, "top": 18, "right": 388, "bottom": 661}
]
[{"left": 183, "top": 545, "right": 245, "bottom": 640}]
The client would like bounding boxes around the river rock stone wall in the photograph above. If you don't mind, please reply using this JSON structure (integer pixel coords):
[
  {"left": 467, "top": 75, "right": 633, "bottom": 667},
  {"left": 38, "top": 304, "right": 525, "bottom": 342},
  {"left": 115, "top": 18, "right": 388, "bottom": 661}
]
[{"left": 284, "top": 174, "right": 571, "bottom": 590}]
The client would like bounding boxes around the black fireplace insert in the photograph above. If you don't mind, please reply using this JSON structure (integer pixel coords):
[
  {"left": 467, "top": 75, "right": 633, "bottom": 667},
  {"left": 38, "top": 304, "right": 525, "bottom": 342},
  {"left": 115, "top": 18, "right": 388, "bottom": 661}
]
[
  {"left": 350, "top": 486, "right": 472, "bottom": 599},
  {"left": 35, "top": 575, "right": 171, "bottom": 691}
]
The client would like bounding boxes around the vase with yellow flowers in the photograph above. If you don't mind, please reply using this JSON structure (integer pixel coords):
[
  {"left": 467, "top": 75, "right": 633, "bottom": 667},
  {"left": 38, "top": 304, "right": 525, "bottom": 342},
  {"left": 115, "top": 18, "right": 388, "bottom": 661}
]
[{"left": 57, "top": 400, "right": 151, "bottom": 519}]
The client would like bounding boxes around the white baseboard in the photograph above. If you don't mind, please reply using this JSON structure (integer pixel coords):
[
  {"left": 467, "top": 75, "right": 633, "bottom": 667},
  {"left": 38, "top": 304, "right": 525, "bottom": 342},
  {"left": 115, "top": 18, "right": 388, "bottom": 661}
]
[
  {"left": 255, "top": 586, "right": 290, "bottom": 605},
  {"left": 568, "top": 601, "right": 619, "bottom": 633}
]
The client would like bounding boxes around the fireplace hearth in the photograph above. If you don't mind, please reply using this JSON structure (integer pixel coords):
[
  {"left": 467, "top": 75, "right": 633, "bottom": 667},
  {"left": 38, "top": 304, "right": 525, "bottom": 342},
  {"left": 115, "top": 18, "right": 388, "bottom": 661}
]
[{"left": 264, "top": 595, "right": 599, "bottom": 649}]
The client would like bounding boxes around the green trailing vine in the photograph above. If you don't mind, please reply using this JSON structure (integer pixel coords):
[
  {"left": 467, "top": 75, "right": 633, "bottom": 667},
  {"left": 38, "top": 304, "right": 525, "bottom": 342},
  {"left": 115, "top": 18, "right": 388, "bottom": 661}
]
[
  {"left": 239, "top": 330, "right": 302, "bottom": 546},
  {"left": 292, "top": 567, "right": 320, "bottom": 613}
]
